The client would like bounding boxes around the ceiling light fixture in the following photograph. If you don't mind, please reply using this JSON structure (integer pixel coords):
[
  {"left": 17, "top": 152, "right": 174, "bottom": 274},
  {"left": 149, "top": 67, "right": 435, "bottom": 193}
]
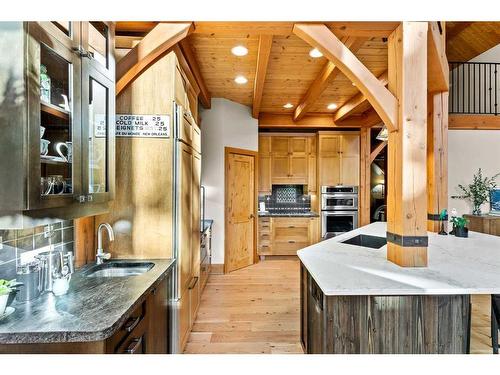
[
  {"left": 283, "top": 103, "right": 294, "bottom": 109},
  {"left": 231, "top": 45, "right": 248, "bottom": 56},
  {"left": 327, "top": 103, "right": 338, "bottom": 110},
  {"left": 234, "top": 75, "right": 248, "bottom": 84},
  {"left": 309, "top": 48, "right": 323, "bottom": 58}
]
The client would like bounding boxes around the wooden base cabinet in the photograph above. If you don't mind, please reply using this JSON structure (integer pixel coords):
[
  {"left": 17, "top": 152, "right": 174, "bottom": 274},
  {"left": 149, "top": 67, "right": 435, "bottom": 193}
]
[
  {"left": 300, "top": 264, "right": 471, "bottom": 354},
  {"left": 0, "top": 273, "right": 172, "bottom": 354},
  {"left": 465, "top": 214, "right": 500, "bottom": 236},
  {"left": 258, "top": 217, "right": 319, "bottom": 256}
]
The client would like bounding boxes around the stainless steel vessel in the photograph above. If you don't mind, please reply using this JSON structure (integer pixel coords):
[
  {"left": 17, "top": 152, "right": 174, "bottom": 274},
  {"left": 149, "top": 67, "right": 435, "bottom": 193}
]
[{"left": 16, "top": 261, "right": 41, "bottom": 302}]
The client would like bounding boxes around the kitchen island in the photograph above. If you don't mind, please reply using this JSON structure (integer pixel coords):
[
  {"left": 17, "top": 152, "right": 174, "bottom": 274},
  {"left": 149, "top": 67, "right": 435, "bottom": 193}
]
[{"left": 297, "top": 222, "right": 500, "bottom": 354}]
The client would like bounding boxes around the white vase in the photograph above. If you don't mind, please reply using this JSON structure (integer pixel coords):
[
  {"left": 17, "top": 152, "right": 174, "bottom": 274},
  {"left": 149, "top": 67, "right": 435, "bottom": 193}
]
[{"left": 0, "top": 294, "right": 8, "bottom": 316}]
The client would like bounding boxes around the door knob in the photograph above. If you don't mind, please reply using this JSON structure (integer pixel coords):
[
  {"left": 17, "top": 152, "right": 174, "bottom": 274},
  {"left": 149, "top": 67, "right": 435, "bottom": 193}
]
[{"left": 249, "top": 214, "right": 255, "bottom": 219}]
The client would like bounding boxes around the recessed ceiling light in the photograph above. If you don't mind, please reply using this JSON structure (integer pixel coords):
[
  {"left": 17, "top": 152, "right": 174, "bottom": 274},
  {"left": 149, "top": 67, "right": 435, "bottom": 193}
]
[
  {"left": 234, "top": 75, "right": 248, "bottom": 84},
  {"left": 309, "top": 48, "right": 323, "bottom": 58},
  {"left": 231, "top": 45, "right": 248, "bottom": 56},
  {"left": 327, "top": 103, "right": 338, "bottom": 110},
  {"left": 283, "top": 103, "right": 294, "bottom": 109}
]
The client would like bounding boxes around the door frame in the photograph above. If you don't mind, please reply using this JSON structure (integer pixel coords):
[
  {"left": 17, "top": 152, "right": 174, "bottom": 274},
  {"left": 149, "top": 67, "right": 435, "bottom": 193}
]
[{"left": 224, "top": 147, "right": 258, "bottom": 274}]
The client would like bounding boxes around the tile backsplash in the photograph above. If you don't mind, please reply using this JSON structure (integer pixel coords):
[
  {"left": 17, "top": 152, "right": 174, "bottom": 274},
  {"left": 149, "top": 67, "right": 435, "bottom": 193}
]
[
  {"left": 0, "top": 220, "right": 74, "bottom": 281},
  {"left": 259, "top": 185, "right": 311, "bottom": 212}
]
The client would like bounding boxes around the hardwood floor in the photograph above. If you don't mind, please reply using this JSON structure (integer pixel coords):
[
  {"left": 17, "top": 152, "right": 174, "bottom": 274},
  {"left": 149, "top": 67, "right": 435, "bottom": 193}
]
[{"left": 184, "top": 258, "right": 495, "bottom": 354}]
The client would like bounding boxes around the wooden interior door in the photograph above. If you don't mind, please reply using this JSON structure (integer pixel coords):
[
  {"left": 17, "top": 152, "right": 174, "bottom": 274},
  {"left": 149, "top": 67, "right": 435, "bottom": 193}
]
[{"left": 225, "top": 148, "right": 257, "bottom": 273}]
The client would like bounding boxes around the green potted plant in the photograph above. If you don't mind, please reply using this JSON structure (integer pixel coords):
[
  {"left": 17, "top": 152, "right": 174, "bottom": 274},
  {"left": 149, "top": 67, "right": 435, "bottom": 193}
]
[
  {"left": 0, "top": 279, "right": 15, "bottom": 316},
  {"left": 455, "top": 168, "right": 500, "bottom": 215},
  {"left": 450, "top": 216, "right": 469, "bottom": 238}
]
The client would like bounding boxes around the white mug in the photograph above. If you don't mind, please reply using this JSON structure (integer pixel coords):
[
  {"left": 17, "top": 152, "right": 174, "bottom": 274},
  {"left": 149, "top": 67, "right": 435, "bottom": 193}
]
[
  {"left": 52, "top": 275, "right": 71, "bottom": 296},
  {"left": 55, "top": 141, "right": 72, "bottom": 162}
]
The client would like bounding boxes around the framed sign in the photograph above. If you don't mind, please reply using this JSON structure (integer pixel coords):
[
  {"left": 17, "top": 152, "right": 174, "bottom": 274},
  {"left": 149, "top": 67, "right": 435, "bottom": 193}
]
[{"left": 115, "top": 114, "right": 170, "bottom": 138}]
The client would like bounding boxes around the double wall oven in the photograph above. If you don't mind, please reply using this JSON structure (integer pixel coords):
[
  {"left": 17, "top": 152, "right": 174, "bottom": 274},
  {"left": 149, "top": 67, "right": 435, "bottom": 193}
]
[{"left": 321, "top": 186, "right": 359, "bottom": 239}]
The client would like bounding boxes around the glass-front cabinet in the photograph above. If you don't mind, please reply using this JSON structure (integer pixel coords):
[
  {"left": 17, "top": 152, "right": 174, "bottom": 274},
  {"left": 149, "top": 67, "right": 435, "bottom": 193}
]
[{"left": 0, "top": 21, "right": 115, "bottom": 224}]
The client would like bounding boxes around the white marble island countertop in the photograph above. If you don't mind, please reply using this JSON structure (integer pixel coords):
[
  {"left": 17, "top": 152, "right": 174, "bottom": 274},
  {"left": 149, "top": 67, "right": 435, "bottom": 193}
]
[{"left": 297, "top": 222, "right": 500, "bottom": 296}]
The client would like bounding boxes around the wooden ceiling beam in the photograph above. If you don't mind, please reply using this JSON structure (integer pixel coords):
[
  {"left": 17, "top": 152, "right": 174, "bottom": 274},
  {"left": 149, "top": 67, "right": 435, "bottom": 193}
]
[
  {"left": 294, "top": 36, "right": 366, "bottom": 121},
  {"left": 116, "top": 22, "right": 193, "bottom": 96},
  {"left": 116, "top": 22, "right": 399, "bottom": 37},
  {"left": 252, "top": 35, "right": 273, "bottom": 119},
  {"left": 293, "top": 23, "right": 398, "bottom": 132},
  {"left": 333, "top": 71, "right": 388, "bottom": 122},
  {"left": 179, "top": 39, "right": 212, "bottom": 108},
  {"left": 427, "top": 22, "right": 449, "bottom": 93},
  {"left": 258, "top": 110, "right": 380, "bottom": 129},
  {"left": 449, "top": 114, "right": 500, "bottom": 130}
]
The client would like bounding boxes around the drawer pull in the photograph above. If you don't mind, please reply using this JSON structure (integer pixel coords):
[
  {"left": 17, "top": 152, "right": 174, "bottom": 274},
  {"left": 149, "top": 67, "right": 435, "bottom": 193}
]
[
  {"left": 125, "top": 337, "right": 143, "bottom": 354},
  {"left": 124, "top": 315, "right": 141, "bottom": 333},
  {"left": 288, "top": 240, "right": 296, "bottom": 243},
  {"left": 261, "top": 245, "right": 269, "bottom": 248},
  {"left": 288, "top": 225, "right": 295, "bottom": 228}
]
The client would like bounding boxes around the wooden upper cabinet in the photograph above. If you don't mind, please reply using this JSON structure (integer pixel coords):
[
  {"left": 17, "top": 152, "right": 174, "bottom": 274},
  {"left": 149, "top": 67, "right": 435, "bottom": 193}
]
[
  {"left": 290, "top": 137, "right": 307, "bottom": 154},
  {"left": 307, "top": 137, "right": 317, "bottom": 193},
  {"left": 289, "top": 155, "right": 308, "bottom": 184},
  {"left": 319, "top": 134, "right": 341, "bottom": 186},
  {"left": 271, "top": 137, "right": 290, "bottom": 156},
  {"left": 318, "top": 133, "right": 359, "bottom": 187},
  {"left": 271, "top": 155, "right": 290, "bottom": 184},
  {"left": 258, "top": 135, "right": 272, "bottom": 194},
  {"left": 175, "top": 65, "right": 188, "bottom": 108},
  {"left": 340, "top": 134, "right": 360, "bottom": 186}
]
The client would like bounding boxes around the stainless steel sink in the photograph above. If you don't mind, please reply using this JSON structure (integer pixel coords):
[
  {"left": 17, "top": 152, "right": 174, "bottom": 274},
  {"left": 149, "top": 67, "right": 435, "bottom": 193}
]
[{"left": 85, "top": 261, "right": 155, "bottom": 278}]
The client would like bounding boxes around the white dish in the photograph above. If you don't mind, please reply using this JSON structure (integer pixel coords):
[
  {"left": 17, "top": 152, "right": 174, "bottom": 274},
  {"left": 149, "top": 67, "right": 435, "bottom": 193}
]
[{"left": 0, "top": 306, "right": 14, "bottom": 321}]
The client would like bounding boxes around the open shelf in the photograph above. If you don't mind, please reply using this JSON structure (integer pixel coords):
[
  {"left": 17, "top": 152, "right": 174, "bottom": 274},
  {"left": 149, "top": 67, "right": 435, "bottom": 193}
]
[
  {"left": 40, "top": 155, "right": 68, "bottom": 165},
  {"left": 41, "top": 101, "right": 70, "bottom": 120}
]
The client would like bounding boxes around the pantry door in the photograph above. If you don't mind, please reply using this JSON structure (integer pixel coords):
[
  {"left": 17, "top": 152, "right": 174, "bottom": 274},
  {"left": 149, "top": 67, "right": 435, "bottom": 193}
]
[{"left": 225, "top": 147, "right": 257, "bottom": 273}]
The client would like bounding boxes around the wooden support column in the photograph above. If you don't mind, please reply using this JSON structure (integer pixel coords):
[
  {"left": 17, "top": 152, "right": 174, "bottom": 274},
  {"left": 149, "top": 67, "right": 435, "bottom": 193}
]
[
  {"left": 359, "top": 128, "right": 371, "bottom": 226},
  {"left": 387, "top": 22, "right": 429, "bottom": 267},
  {"left": 427, "top": 93, "right": 448, "bottom": 232}
]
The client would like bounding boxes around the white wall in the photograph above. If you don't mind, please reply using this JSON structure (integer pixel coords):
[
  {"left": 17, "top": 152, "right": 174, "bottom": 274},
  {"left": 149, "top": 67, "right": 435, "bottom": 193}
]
[
  {"left": 200, "top": 98, "right": 258, "bottom": 264},
  {"left": 448, "top": 43, "right": 500, "bottom": 216}
]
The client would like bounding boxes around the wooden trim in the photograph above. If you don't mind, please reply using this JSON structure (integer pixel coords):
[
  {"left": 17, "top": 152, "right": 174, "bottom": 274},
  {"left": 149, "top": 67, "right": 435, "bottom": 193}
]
[
  {"left": 333, "top": 71, "right": 388, "bottom": 122},
  {"left": 252, "top": 35, "right": 273, "bottom": 119},
  {"left": 370, "top": 141, "right": 387, "bottom": 164},
  {"left": 178, "top": 39, "right": 211, "bottom": 109},
  {"left": 172, "top": 45, "right": 200, "bottom": 95},
  {"left": 293, "top": 23, "right": 398, "bottom": 132},
  {"left": 449, "top": 114, "right": 500, "bottom": 130},
  {"left": 116, "top": 22, "right": 192, "bottom": 96},
  {"left": 359, "top": 128, "right": 371, "bottom": 226},
  {"left": 259, "top": 111, "right": 380, "bottom": 129},
  {"left": 427, "top": 22, "right": 449, "bottom": 93},
  {"left": 294, "top": 37, "right": 366, "bottom": 121},
  {"left": 224, "top": 147, "right": 258, "bottom": 274}
]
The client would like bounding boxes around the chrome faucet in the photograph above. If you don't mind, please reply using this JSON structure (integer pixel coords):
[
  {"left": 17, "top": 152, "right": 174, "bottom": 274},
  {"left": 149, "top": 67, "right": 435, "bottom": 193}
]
[{"left": 96, "top": 223, "right": 114, "bottom": 265}]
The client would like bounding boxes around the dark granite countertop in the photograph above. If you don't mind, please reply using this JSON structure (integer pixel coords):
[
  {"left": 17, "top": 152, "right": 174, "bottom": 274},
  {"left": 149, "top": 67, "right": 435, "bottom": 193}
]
[
  {"left": 201, "top": 219, "right": 213, "bottom": 233},
  {"left": 0, "top": 258, "right": 175, "bottom": 344},
  {"left": 258, "top": 211, "right": 320, "bottom": 218}
]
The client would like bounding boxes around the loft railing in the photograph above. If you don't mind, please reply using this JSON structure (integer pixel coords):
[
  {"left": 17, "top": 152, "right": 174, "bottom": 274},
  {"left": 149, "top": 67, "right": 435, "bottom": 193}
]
[{"left": 449, "top": 61, "right": 499, "bottom": 115}]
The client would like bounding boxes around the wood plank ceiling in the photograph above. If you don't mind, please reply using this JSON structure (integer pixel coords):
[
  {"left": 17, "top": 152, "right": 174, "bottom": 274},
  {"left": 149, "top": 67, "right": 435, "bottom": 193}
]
[{"left": 115, "top": 21, "right": 500, "bottom": 126}]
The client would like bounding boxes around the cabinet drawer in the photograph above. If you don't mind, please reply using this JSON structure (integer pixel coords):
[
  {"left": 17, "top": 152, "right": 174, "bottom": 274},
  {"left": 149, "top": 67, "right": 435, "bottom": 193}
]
[
  {"left": 258, "top": 243, "right": 273, "bottom": 255},
  {"left": 259, "top": 232, "right": 271, "bottom": 243},
  {"left": 272, "top": 241, "right": 310, "bottom": 255},
  {"left": 106, "top": 301, "right": 146, "bottom": 353},
  {"left": 189, "top": 276, "right": 200, "bottom": 324},
  {"left": 274, "top": 226, "right": 309, "bottom": 243}
]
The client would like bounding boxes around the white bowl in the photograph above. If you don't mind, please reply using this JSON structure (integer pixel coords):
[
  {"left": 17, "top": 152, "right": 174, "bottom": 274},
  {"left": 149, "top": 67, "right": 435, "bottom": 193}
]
[{"left": 40, "top": 139, "right": 50, "bottom": 156}]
